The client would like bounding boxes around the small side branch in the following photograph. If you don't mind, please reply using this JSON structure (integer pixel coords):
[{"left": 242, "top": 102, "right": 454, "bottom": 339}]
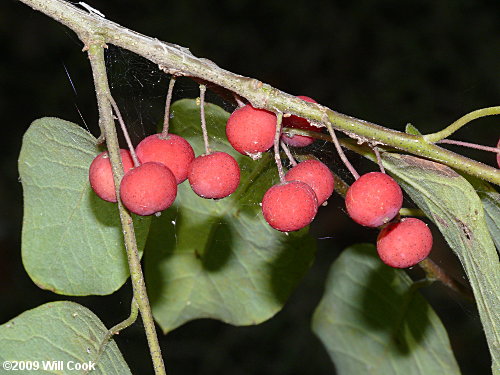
[{"left": 424, "top": 106, "right": 500, "bottom": 143}]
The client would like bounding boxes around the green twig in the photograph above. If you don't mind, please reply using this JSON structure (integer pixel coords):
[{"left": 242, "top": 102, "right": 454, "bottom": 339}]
[
  {"left": 97, "top": 298, "right": 139, "bottom": 357},
  {"left": 423, "top": 106, "right": 500, "bottom": 143},
  {"left": 87, "top": 42, "right": 167, "bottom": 375}
]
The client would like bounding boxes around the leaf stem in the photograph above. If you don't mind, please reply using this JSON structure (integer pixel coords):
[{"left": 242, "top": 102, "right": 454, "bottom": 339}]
[
  {"left": 399, "top": 208, "right": 425, "bottom": 217},
  {"left": 86, "top": 42, "right": 167, "bottom": 375},
  {"left": 418, "top": 258, "right": 474, "bottom": 302},
  {"left": 97, "top": 298, "right": 139, "bottom": 357},
  {"left": 436, "top": 139, "right": 500, "bottom": 153},
  {"left": 423, "top": 106, "right": 500, "bottom": 143}
]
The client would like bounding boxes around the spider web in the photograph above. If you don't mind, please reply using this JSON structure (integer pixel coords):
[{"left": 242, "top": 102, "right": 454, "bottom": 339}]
[{"left": 101, "top": 44, "right": 372, "bottom": 251}]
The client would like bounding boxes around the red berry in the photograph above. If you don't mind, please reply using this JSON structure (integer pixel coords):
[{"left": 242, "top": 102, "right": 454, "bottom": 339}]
[
  {"left": 89, "top": 149, "right": 134, "bottom": 203},
  {"left": 136, "top": 133, "right": 195, "bottom": 184},
  {"left": 345, "top": 172, "right": 403, "bottom": 227},
  {"left": 188, "top": 152, "right": 240, "bottom": 199},
  {"left": 281, "top": 96, "right": 322, "bottom": 147},
  {"left": 285, "top": 160, "right": 334, "bottom": 206},
  {"left": 377, "top": 218, "right": 433, "bottom": 268},
  {"left": 120, "top": 162, "right": 177, "bottom": 216},
  {"left": 226, "top": 104, "right": 276, "bottom": 158},
  {"left": 262, "top": 181, "right": 318, "bottom": 232}
]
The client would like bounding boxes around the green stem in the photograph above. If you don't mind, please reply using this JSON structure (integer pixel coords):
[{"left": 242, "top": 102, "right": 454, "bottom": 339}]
[
  {"left": 87, "top": 42, "right": 166, "bottom": 375},
  {"left": 423, "top": 106, "right": 500, "bottom": 143},
  {"left": 17, "top": 0, "right": 500, "bottom": 186},
  {"left": 418, "top": 258, "right": 474, "bottom": 302},
  {"left": 399, "top": 208, "right": 425, "bottom": 217},
  {"left": 97, "top": 299, "right": 139, "bottom": 357}
]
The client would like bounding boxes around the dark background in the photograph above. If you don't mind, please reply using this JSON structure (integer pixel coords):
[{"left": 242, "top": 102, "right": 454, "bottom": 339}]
[{"left": 1, "top": 0, "right": 499, "bottom": 374}]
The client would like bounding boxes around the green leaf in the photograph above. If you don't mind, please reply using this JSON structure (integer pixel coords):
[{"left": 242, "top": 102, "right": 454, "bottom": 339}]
[
  {"left": 381, "top": 153, "right": 500, "bottom": 373},
  {"left": 312, "top": 244, "right": 461, "bottom": 375},
  {"left": 405, "top": 123, "right": 422, "bottom": 135},
  {"left": 19, "top": 118, "right": 150, "bottom": 296},
  {"left": 0, "top": 301, "right": 131, "bottom": 375},
  {"left": 463, "top": 176, "right": 500, "bottom": 253},
  {"left": 146, "top": 99, "right": 316, "bottom": 333}
]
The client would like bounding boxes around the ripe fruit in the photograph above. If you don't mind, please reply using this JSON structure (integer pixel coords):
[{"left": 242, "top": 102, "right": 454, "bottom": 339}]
[
  {"left": 136, "top": 133, "right": 195, "bottom": 184},
  {"left": 281, "top": 96, "right": 322, "bottom": 147},
  {"left": 285, "top": 159, "right": 334, "bottom": 206},
  {"left": 262, "top": 181, "right": 318, "bottom": 232},
  {"left": 377, "top": 218, "right": 433, "bottom": 268},
  {"left": 120, "top": 162, "right": 177, "bottom": 216},
  {"left": 345, "top": 172, "right": 403, "bottom": 227},
  {"left": 89, "top": 149, "right": 134, "bottom": 203},
  {"left": 226, "top": 104, "right": 276, "bottom": 158},
  {"left": 188, "top": 152, "right": 240, "bottom": 199}
]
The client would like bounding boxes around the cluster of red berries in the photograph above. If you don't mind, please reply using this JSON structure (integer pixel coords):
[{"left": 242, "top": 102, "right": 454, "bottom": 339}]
[
  {"left": 226, "top": 98, "right": 334, "bottom": 233},
  {"left": 89, "top": 94, "right": 433, "bottom": 268},
  {"left": 89, "top": 133, "right": 240, "bottom": 216},
  {"left": 345, "top": 172, "right": 433, "bottom": 268}
]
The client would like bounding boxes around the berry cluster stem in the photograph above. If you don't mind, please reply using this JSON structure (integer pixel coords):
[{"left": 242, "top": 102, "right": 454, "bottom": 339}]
[
  {"left": 161, "top": 76, "right": 177, "bottom": 138},
  {"left": 373, "top": 146, "right": 385, "bottom": 174},
  {"left": 199, "top": 84, "right": 210, "bottom": 155},
  {"left": 325, "top": 122, "right": 360, "bottom": 180},
  {"left": 107, "top": 94, "right": 141, "bottom": 167},
  {"left": 280, "top": 141, "right": 297, "bottom": 167},
  {"left": 87, "top": 42, "right": 167, "bottom": 375},
  {"left": 273, "top": 112, "right": 285, "bottom": 182}
]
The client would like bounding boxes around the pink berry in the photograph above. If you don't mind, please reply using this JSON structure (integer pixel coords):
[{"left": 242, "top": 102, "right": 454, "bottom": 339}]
[
  {"left": 285, "top": 160, "right": 334, "bottom": 206},
  {"left": 226, "top": 104, "right": 276, "bottom": 158},
  {"left": 89, "top": 149, "right": 134, "bottom": 203},
  {"left": 281, "top": 96, "right": 322, "bottom": 147},
  {"left": 377, "top": 218, "right": 433, "bottom": 268},
  {"left": 120, "top": 162, "right": 177, "bottom": 216},
  {"left": 345, "top": 172, "right": 403, "bottom": 227},
  {"left": 136, "top": 133, "right": 195, "bottom": 184},
  {"left": 262, "top": 181, "right": 318, "bottom": 232},
  {"left": 188, "top": 152, "right": 240, "bottom": 199}
]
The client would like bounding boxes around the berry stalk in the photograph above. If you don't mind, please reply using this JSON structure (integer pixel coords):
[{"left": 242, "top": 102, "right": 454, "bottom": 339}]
[
  {"left": 273, "top": 112, "right": 285, "bottom": 182},
  {"left": 161, "top": 76, "right": 177, "bottom": 138}
]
